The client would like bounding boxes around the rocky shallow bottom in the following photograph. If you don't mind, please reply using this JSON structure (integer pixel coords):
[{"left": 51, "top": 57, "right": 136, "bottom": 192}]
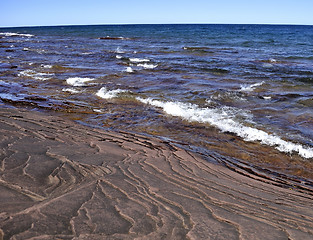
[{"left": 0, "top": 107, "right": 313, "bottom": 240}]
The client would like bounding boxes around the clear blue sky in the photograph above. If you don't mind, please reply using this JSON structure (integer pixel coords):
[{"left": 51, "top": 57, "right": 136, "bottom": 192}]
[{"left": 1, "top": 0, "right": 313, "bottom": 27}]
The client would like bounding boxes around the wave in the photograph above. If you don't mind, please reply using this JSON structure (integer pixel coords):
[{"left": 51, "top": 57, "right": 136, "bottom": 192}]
[
  {"left": 66, "top": 77, "right": 94, "bottom": 87},
  {"left": 41, "top": 64, "right": 53, "bottom": 69},
  {"left": 115, "top": 47, "right": 125, "bottom": 54},
  {"left": 240, "top": 81, "right": 265, "bottom": 92},
  {"left": 98, "top": 36, "right": 130, "bottom": 40},
  {"left": 62, "top": 88, "right": 81, "bottom": 94},
  {"left": 0, "top": 32, "right": 34, "bottom": 38},
  {"left": 18, "top": 70, "right": 54, "bottom": 81},
  {"left": 96, "top": 87, "right": 127, "bottom": 99},
  {"left": 137, "top": 63, "right": 158, "bottom": 69},
  {"left": 182, "top": 46, "right": 215, "bottom": 54},
  {"left": 129, "top": 58, "right": 150, "bottom": 63},
  {"left": 136, "top": 97, "right": 313, "bottom": 159},
  {"left": 125, "top": 67, "right": 134, "bottom": 73}
]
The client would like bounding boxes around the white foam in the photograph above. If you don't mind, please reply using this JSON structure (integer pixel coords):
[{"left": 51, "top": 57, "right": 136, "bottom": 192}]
[
  {"left": 136, "top": 97, "right": 313, "bottom": 159},
  {"left": 137, "top": 63, "right": 158, "bottom": 69},
  {"left": 81, "top": 52, "right": 94, "bottom": 55},
  {"left": 35, "top": 49, "right": 46, "bottom": 54},
  {"left": 116, "top": 55, "right": 123, "bottom": 59},
  {"left": 125, "top": 67, "right": 134, "bottom": 73},
  {"left": 62, "top": 88, "right": 80, "bottom": 94},
  {"left": 0, "top": 32, "right": 34, "bottom": 37},
  {"left": 96, "top": 87, "right": 127, "bottom": 99},
  {"left": 129, "top": 58, "right": 150, "bottom": 63},
  {"left": 240, "top": 81, "right": 265, "bottom": 92},
  {"left": 41, "top": 64, "right": 53, "bottom": 69},
  {"left": 66, "top": 77, "right": 94, "bottom": 87},
  {"left": 262, "top": 96, "right": 272, "bottom": 100},
  {"left": 18, "top": 70, "right": 53, "bottom": 81}
]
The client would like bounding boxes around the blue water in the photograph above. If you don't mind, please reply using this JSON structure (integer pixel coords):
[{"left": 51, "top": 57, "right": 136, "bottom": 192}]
[{"left": 1, "top": 24, "right": 313, "bottom": 178}]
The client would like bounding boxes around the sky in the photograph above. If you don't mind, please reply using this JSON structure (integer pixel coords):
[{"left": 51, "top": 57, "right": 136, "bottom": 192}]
[{"left": 1, "top": 0, "right": 313, "bottom": 27}]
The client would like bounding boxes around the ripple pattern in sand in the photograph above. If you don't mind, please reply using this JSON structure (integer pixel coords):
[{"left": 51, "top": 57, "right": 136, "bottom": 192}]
[{"left": 0, "top": 108, "right": 313, "bottom": 240}]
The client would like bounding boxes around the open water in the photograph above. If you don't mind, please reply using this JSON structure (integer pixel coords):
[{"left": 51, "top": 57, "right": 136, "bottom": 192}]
[{"left": 1, "top": 24, "right": 313, "bottom": 181}]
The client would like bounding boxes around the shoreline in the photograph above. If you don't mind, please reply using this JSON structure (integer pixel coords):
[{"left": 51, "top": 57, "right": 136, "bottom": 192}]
[{"left": 1, "top": 106, "right": 313, "bottom": 239}]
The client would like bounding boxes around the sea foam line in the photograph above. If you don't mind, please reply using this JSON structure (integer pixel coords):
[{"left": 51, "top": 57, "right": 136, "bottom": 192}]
[{"left": 136, "top": 97, "right": 313, "bottom": 159}]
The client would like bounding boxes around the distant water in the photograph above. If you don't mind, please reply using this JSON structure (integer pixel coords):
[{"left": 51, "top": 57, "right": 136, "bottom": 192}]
[{"left": 1, "top": 24, "right": 313, "bottom": 179}]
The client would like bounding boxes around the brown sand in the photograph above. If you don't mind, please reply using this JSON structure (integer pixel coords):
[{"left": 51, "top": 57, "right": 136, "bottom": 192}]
[{"left": 0, "top": 107, "right": 313, "bottom": 240}]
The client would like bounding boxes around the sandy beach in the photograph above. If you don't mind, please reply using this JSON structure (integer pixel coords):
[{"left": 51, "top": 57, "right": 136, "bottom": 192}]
[{"left": 0, "top": 106, "right": 313, "bottom": 240}]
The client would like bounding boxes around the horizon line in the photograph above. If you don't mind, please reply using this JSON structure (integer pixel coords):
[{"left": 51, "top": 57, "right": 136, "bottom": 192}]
[{"left": 1, "top": 22, "right": 313, "bottom": 29}]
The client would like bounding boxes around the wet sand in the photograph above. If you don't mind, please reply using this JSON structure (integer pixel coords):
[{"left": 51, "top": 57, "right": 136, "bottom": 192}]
[{"left": 0, "top": 107, "right": 313, "bottom": 240}]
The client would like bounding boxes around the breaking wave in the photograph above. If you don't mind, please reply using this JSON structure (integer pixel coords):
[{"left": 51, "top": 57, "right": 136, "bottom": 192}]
[
  {"left": 18, "top": 70, "right": 54, "bottom": 81},
  {"left": 129, "top": 58, "right": 150, "bottom": 63},
  {"left": 240, "top": 81, "right": 265, "bottom": 92},
  {"left": 136, "top": 97, "right": 313, "bottom": 159},
  {"left": 137, "top": 63, "right": 158, "bottom": 69},
  {"left": 66, "top": 77, "right": 94, "bottom": 87},
  {"left": 0, "top": 32, "right": 34, "bottom": 38},
  {"left": 96, "top": 87, "right": 127, "bottom": 99}
]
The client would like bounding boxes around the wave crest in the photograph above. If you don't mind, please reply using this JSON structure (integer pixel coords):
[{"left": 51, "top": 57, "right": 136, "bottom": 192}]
[
  {"left": 136, "top": 97, "right": 313, "bottom": 159},
  {"left": 96, "top": 87, "right": 127, "bottom": 99}
]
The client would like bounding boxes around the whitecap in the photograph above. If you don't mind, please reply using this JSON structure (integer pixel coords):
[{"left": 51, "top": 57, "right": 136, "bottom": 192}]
[
  {"left": 66, "top": 77, "right": 94, "bottom": 87},
  {"left": 240, "top": 81, "right": 265, "bottom": 92},
  {"left": 136, "top": 97, "right": 313, "bottom": 159},
  {"left": 81, "top": 52, "right": 94, "bottom": 55},
  {"left": 137, "top": 63, "right": 158, "bottom": 69},
  {"left": 35, "top": 49, "right": 47, "bottom": 54},
  {"left": 34, "top": 72, "right": 54, "bottom": 81},
  {"left": 96, "top": 87, "right": 127, "bottom": 99},
  {"left": 125, "top": 67, "right": 134, "bottom": 73},
  {"left": 62, "top": 88, "right": 81, "bottom": 94},
  {"left": 262, "top": 96, "right": 272, "bottom": 100},
  {"left": 18, "top": 70, "right": 54, "bottom": 81},
  {"left": 116, "top": 55, "right": 123, "bottom": 59},
  {"left": 0, "top": 32, "right": 34, "bottom": 38},
  {"left": 41, "top": 64, "right": 53, "bottom": 69},
  {"left": 129, "top": 58, "right": 150, "bottom": 63}
]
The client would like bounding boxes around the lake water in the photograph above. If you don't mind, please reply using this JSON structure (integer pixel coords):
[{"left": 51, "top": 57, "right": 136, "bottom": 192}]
[{"left": 1, "top": 24, "right": 313, "bottom": 182}]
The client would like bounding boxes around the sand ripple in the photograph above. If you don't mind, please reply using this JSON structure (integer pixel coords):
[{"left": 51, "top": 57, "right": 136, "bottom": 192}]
[{"left": 0, "top": 108, "right": 313, "bottom": 240}]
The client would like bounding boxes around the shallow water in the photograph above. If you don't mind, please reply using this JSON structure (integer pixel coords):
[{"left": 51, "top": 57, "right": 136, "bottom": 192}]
[{"left": 1, "top": 24, "right": 313, "bottom": 180}]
